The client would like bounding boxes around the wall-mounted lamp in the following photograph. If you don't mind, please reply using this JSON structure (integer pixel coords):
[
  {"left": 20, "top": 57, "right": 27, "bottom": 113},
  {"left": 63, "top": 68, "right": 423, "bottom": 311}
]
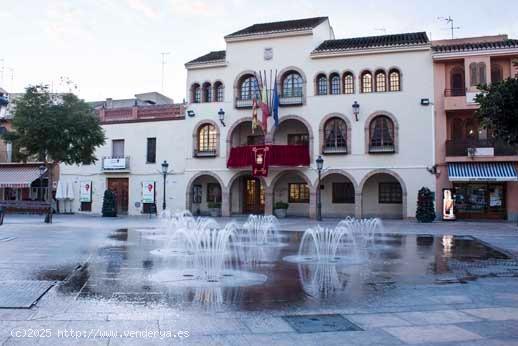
[
  {"left": 352, "top": 101, "right": 360, "bottom": 121},
  {"left": 426, "top": 165, "right": 438, "bottom": 175},
  {"left": 218, "top": 108, "right": 226, "bottom": 127},
  {"left": 420, "top": 98, "right": 431, "bottom": 106}
]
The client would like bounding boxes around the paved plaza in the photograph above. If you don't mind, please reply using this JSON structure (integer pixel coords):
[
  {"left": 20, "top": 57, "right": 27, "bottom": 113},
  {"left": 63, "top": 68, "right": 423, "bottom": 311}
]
[{"left": 0, "top": 214, "right": 518, "bottom": 345}]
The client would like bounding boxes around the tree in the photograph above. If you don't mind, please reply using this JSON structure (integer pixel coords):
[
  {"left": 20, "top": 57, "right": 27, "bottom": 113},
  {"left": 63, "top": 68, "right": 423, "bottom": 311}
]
[
  {"left": 102, "top": 190, "right": 117, "bottom": 217},
  {"left": 475, "top": 77, "right": 518, "bottom": 145},
  {"left": 2, "top": 85, "right": 105, "bottom": 222},
  {"left": 416, "top": 187, "right": 435, "bottom": 223}
]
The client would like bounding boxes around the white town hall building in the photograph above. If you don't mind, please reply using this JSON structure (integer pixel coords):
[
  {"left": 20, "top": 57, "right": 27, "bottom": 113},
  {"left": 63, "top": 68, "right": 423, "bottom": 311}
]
[{"left": 60, "top": 17, "right": 436, "bottom": 219}]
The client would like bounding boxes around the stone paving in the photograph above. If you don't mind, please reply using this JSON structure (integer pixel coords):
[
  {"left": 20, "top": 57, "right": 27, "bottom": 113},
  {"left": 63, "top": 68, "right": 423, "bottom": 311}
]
[{"left": 0, "top": 214, "right": 517, "bottom": 345}]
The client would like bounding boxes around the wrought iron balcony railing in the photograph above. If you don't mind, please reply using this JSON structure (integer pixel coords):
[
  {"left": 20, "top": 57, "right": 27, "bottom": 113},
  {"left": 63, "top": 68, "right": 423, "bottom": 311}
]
[
  {"left": 193, "top": 149, "right": 217, "bottom": 158},
  {"left": 444, "top": 88, "right": 466, "bottom": 97},
  {"left": 369, "top": 144, "right": 395, "bottom": 153},
  {"left": 235, "top": 98, "right": 253, "bottom": 109},
  {"left": 445, "top": 139, "right": 518, "bottom": 157},
  {"left": 323, "top": 145, "right": 347, "bottom": 154}
]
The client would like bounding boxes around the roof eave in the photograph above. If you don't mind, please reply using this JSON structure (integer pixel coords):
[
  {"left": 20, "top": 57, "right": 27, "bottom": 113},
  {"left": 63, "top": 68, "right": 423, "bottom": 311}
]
[
  {"left": 225, "top": 29, "right": 314, "bottom": 43},
  {"left": 310, "top": 44, "right": 431, "bottom": 58},
  {"left": 432, "top": 46, "right": 518, "bottom": 59},
  {"left": 185, "top": 60, "right": 227, "bottom": 70}
]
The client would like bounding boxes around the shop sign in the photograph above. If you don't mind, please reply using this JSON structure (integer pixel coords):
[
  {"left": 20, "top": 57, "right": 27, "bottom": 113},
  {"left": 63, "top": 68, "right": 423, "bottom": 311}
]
[
  {"left": 79, "top": 181, "right": 92, "bottom": 202},
  {"left": 442, "top": 188, "right": 456, "bottom": 221},
  {"left": 142, "top": 181, "right": 155, "bottom": 203}
]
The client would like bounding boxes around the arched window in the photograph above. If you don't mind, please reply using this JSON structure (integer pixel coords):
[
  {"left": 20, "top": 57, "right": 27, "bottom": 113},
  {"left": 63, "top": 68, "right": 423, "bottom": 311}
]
[
  {"left": 214, "top": 81, "right": 224, "bottom": 102},
  {"left": 375, "top": 70, "right": 387, "bottom": 92},
  {"left": 239, "top": 75, "right": 259, "bottom": 100},
  {"left": 191, "top": 83, "right": 201, "bottom": 103},
  {"left": 369, "top": 116, "right": 395, "bottom": 152},
  {"left": 324, "top": 117, "right": 348, "bottom": 153},
  {"left": 361, "top": 71, "right": 373, "bottom": 93},
  {"left": 388, "top": 69, "right": 400, "bottom": 91},
  {"left": 316, "top": 74, "right": 327, "bottom": 95},
  {"left": 478, "top": 62, "right": 487, "bottom": 85},
  {"left": 469, "top": 62, "right": 478, "bottom": 86},
  {"left": 197, "top": 123, "right": 217, "bottom": 154},
  {"left": 450, "top": 66, "right": 465, "bottom": 96},
  {"left": 202, "top": 82, "right": 212, "bottom": 103},
  {"left": 282, "top": 71, "right": 303, "bottom": 97},
  {"left": 491, "top": 64, "right": 503, "bottom": 83},
  {"left": 329, "top": 73, "right": 340, "bottom": 95},
  {"left": 343, "top": 72, "right": 354, "bottom": 94}
]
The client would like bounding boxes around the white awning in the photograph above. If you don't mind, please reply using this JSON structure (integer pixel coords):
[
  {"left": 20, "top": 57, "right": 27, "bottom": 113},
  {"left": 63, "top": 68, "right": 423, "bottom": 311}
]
[
  {"left": 448, "top": 162, "right": 518, "bottom": 182},
  {"left": 0, "top": 166, "right": 46, "bottom": 188}
]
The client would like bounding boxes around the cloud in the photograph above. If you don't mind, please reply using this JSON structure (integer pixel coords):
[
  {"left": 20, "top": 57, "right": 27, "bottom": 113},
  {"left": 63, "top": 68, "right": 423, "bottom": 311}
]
[
  {"left": 126, "top": 0, "right": 161, "bottom": 19},
  {"left": 169, "top": 0, "right": 226, "bottom": 16},
  {"left": 45, "top": 2, "right": 95, "bottom": 43}
]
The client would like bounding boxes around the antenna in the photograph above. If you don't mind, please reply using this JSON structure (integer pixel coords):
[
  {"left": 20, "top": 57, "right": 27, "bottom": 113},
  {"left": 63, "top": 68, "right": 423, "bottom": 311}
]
[
  {"left": 438, "top": 16, "right": 460, "bottom": 39},
  {"left": 160, "top": 52, "right": 170, "bottom": 93}
]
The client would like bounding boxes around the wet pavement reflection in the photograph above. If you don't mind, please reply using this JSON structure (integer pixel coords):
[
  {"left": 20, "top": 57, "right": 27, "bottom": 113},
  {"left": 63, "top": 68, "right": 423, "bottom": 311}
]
[{"left": 55, "top": 229, "right": 513, "bottom": 311}]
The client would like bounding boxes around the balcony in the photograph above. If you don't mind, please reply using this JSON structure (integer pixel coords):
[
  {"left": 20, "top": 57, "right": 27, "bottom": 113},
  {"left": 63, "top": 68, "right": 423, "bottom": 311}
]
[
  {"left": 102, "top": 156, "right": 130, "bottom": 171},
  {"left": 446, "top": 140, "right": 518, "bottom": 157},
  {"left": 193, "top": 149, "right": 217, "bottom": 158},
  {"left": 369, "top": 145, "right": 395, "bottom": 154},
  {"left": 443, "top": 88, "right": 479, "bottom": 111},
  {"left": 227, "top": 145, "right": 310, "bottom": 168},
  {"left": 279, "top": 89, "right": 304, "bottom": 106},
  {"left": 444, "top": 89, "right": 466, "bottom": 97},
  {"left": 235, "top": 98, "right": 253, "bottom": 109},
  {"left": 323, "top": 145, "right": 347, "bottom": 155}
]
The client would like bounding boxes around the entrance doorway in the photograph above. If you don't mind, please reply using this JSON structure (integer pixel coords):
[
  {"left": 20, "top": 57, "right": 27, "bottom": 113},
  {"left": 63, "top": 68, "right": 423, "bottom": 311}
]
[
  {"left": 243, "top": 176, "right": 264, "bottom": 214},
  {"left": 107, "top": 178, "right": 129, "bottom": 215}
]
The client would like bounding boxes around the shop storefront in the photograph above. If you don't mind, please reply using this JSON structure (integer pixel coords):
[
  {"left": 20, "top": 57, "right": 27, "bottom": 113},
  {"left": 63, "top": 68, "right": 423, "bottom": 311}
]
[
  {"left": 447, "top": 162, "right": 518, "bottom": 220},
  {"left": 453, "top": 183, "right": 506, "bottom": 219}
]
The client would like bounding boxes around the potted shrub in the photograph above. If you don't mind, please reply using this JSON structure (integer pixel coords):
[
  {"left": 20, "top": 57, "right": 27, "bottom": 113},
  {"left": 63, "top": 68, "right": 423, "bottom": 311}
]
[
  {"left": 208, "top": 202, "right": 221, "bottom": 217},
  {"left": 274, "top": 201, "right": 289, "bottom": 218},
  {"left": 102, "top": 189, "right": 117, "bottom": 217},
  {"left": 416, "top": 187, "right": 435, "bottom": 223}
]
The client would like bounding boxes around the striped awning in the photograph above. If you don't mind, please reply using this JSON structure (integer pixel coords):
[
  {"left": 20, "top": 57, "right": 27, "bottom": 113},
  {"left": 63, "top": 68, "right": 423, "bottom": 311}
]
[
  {"left": 448, "top": 162, "right": 518, "bottom": 182},
  {"left": 0, "top": 166, "right": 46, "bottom": 188}
]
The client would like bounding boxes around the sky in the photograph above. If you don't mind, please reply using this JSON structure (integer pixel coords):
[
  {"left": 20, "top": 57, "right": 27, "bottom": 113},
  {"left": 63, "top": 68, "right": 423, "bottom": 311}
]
[{"left": 1, "top": 0, "right": 518, "bottom": 102}]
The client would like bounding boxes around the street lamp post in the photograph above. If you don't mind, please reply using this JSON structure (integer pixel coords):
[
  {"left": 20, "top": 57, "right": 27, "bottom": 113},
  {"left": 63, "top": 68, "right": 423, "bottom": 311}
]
[
  {"left": 161, "top": 160, "right": 169, "bottom": 210},
  {"left": 316, "top": 155, "right": 324, "bottom": 221}
]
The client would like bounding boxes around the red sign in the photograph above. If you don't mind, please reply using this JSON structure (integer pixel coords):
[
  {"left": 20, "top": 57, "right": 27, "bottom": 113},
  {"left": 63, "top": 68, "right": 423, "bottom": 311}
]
[{"left": 252, "top": 146, "right": 270, "bottom": 177}]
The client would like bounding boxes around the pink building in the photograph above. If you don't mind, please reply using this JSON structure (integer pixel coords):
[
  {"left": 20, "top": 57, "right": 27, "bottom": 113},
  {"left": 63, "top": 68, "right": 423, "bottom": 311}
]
[{"left": 433, "top": 35, "right": 518, "bottom": 220}]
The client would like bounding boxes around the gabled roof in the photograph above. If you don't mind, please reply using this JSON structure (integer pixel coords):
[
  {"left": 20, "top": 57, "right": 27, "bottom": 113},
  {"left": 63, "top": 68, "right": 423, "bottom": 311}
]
[
  {"left": 432, "top": 38, "right": 518, "bottom": 53},
  {"left": 312, "top": 32, "right": 429, "bottom": 53},
  {"left": 225, "top": 17, "right": 328, "bottom": 39},
  {"left": 186, "top": 50, "right": 226, "bottom": 66}
]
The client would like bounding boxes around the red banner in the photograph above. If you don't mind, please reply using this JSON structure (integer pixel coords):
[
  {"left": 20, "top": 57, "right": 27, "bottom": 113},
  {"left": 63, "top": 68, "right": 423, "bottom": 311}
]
[
  {"left": 251, "top": 146, "right": 270, "bottom": 177},
  {"left": 227, "top": 145, "right": 310, "bottom": 177}
]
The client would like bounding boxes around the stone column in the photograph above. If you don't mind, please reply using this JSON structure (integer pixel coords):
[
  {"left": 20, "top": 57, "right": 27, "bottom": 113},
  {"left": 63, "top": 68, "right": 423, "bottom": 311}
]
[
  {"left": 309, "top": 190, "right": 317, "bottom": 219},
  {"left": 264, "top": 188, "right": 273, "bottom": 216},
  {"left": 354, "top": 193, "right": 362, "bottom": 218},
  {"left": 221, "top": 189, "right": 230, "bottom": 217}
]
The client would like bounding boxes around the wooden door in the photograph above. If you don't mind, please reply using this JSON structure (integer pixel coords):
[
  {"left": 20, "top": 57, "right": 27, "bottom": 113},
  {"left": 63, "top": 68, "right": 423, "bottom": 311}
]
[
  {"left": 242, "top": 176, "right": 264, "bottom": 214},
  {"left": 107, "top": 178, "right": 129, "bottom": 214}
]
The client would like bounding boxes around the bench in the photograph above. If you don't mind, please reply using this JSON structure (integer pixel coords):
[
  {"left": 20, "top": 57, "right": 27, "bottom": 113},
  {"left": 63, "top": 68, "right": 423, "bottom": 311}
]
[{"left": 0, "top": 201, "right": 51, "bottom": 225}]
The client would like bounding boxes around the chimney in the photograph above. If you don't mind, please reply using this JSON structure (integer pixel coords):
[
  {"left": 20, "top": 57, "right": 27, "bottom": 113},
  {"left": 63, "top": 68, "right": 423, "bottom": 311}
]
[
  {"left": 105, "top": 98, "right": 113, "bottom": 108},
  {"left": 6, "top": 142, "right": 12, "bottom": 163}
]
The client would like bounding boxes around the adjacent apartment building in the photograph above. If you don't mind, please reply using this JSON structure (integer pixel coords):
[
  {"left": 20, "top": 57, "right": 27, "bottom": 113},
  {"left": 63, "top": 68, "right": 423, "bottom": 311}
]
[
  {"left": 59, "top": 92, "right": 185, "bottom": 215},
  {"left": 432, "top": 35, "right": 518, "bottom": 221}
]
